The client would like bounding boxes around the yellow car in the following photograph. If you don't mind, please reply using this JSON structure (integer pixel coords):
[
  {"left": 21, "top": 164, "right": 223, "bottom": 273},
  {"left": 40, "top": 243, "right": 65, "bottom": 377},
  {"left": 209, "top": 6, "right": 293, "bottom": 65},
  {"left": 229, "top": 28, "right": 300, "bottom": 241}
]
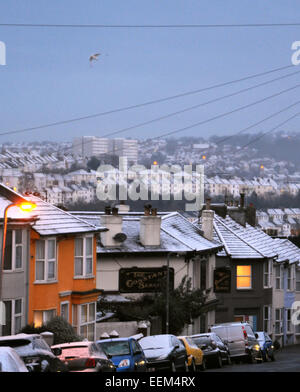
[{"left": 178, "top": 336, "right": 206, "bottom": 371}]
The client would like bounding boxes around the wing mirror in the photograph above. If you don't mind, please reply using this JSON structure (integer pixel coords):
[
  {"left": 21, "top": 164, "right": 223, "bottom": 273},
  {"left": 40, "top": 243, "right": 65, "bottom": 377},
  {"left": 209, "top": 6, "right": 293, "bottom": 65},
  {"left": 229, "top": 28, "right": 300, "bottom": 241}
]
[{"left": 52, "top": 347, "right": 62, "bottom": 356}]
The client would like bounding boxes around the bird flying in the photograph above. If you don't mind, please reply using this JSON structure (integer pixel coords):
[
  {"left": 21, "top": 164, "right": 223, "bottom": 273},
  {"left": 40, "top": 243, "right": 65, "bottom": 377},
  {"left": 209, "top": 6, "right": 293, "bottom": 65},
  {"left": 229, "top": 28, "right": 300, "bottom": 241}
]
[{"left": 89, "top": 53, "right": 101, "bottom": 62}]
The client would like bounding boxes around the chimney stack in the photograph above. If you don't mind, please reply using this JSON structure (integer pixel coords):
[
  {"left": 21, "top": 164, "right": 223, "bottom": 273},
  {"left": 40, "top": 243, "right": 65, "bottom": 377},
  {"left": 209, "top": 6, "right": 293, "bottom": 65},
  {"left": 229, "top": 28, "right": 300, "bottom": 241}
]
[
  {"left": 201, "top": 199, "right": 215, "bottom": 241},
  {"left": 240, "top": 193, "right": 245, "bottom": 209},
  {"left": 100, "top": 206, "right": 124, "bottom": 247},
  {"left": 116, "top": 200, "right": 130, "bottom": 213},
  {"left": 140, "top": 204, "right": 161, "bottom": 246}
]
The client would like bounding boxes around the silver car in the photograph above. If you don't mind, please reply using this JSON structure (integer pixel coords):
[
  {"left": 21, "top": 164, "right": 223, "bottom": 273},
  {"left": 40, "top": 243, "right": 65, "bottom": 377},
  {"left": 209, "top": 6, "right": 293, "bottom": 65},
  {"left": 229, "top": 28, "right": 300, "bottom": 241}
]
[{"left": 211, "top": 322, "right": 262, "bottom": 363}]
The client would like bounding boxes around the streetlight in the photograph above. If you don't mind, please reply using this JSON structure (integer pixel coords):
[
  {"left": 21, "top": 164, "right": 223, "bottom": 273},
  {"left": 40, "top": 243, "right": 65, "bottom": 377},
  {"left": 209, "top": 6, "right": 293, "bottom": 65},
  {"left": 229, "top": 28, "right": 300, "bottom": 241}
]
[{"left": 0, "top": 201, "right": 36, "bottom": 302}]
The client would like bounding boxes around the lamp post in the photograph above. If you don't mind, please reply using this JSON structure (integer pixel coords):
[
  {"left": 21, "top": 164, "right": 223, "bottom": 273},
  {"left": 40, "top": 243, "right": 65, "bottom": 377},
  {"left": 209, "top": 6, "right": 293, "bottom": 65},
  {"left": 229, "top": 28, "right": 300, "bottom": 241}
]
[{"left": 0, "top": 201, "right": 36, "bottom": 303}]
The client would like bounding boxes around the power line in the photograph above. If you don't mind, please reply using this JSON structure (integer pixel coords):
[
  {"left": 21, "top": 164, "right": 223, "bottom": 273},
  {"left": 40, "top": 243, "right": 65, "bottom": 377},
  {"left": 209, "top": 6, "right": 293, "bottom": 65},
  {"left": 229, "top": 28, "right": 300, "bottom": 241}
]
[
  {"left": 241, "top": 111, "right": 300, "bottom": 149},
  {"left": 69, "top": 82, "right": 300, "bottom": 159},
  {"left": 0, "top": 64, "right": 294, "bottom": 138},
  {"left": 1, "top": 22, "right": 300, "bottom": 28},
  {"left": 67, "top": 68, "right": 300, "bottom": 154},
  {"left": 91, "top": 68, "right": 300, "bottom": 139},
  {"left": 216, "top": 100, "right": 300, "bottom": 145}
]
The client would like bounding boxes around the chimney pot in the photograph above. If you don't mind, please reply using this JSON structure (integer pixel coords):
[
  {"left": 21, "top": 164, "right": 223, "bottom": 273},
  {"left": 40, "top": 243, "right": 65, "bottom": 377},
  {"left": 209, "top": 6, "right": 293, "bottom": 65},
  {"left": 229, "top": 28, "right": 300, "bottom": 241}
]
[
  {"left": 206, "top": 198, "right": 211, "bottom": 210},
  {"left": 105, "top": 206, "right": 111, "bottom": 215},
  {"left": 112, "top": 207, "right": 119, "bottom": 216}
]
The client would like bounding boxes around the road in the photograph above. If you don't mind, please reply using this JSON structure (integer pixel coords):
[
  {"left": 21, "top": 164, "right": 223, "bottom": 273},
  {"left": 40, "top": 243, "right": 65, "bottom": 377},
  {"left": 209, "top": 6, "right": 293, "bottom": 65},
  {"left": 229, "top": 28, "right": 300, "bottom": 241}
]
[{"left": 205, "top": 344, "right": 300, "bottom": 372}]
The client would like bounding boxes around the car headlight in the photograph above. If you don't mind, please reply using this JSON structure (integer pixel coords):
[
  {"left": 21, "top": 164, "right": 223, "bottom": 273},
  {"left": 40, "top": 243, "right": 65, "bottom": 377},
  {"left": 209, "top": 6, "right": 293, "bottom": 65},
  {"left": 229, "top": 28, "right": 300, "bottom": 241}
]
[
  {"left": 253, "top": 344, "right": 260, "bottom": 351},
  {"left": 136, "top": 360, "right": 146, "bottom": 366},
  {"left": 118, "top": 359, "right": 130, "bottom": 368}
]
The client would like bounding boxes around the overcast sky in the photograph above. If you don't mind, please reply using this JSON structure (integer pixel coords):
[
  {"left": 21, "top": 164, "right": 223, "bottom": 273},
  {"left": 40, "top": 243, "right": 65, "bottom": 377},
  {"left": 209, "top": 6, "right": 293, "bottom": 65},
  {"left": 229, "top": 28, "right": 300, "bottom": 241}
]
[{"left": 0, "top": 0, "right": 300, "bottom": 143}]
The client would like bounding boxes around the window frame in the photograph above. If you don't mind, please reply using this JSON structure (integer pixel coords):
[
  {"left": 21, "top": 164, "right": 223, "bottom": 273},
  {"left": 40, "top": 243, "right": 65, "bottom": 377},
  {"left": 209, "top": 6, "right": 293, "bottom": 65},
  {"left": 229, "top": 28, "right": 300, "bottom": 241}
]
[
  {"left": 2, "top": 298, "right": 23, "bottom": 335},
  {"left": 263, "top": 305, "right": 271, "bottom": 333},
  {"left": 72, "top": 302, "right": 96, "bottom": 341},
  {"left": 263, "top": 260, "right": 272, "bottom": 288},
  {"left": 3, "top": 229, "right": 25, "bottom": 271},
  {"left": 60, "top": 301, "right": 70, "bottom": 322},
  {"left": 35, "top": 238, "right": 57, "bottom": 283},
  {"left": 275, "top": 308, "right": 283, "bottom": 335},
  {"left": 74, "top": 235, "right": 94, "bottom": 278},
  {"left": 236, "top": 265, "right": 252, "bottom": 290},
  {"left": 296, "top": 269, "right": 300, "bottom": 292},
  {"left": 274, "top": 264, "right": 283, "bottom": 290}
]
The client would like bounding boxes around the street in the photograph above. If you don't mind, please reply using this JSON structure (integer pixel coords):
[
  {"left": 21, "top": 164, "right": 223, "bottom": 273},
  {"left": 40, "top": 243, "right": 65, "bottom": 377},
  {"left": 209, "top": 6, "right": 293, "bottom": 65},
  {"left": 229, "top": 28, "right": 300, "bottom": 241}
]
[{"left": 206, "top": 345, "right": 300, "bottom": 372}]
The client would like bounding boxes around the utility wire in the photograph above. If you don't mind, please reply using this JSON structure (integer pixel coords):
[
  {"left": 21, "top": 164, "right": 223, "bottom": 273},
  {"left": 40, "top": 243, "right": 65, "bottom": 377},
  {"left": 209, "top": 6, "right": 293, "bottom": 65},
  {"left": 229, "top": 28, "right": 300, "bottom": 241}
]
[
  {"left": 82, "top": 68, "right": 300, "bottom": 141},
  {"left": 1, "top": 22, "right": 300, "bottom": 28},
  {"left": 241, "top": 111, "right": 300, "bottom": 149},
  {"left": 0, "top": 64, "right": 294, "bottom": 138},
  {"left": 69, "top": 82, "right": 300, "bottom": 158}
]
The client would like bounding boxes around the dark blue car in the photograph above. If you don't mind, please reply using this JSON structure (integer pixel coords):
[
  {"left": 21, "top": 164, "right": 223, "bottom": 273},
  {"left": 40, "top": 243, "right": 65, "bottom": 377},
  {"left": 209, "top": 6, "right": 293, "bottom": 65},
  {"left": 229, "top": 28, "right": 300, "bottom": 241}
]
[
  {"left": 255, "top": 332, "right": 275, "bottom": 362},
  {"left": 96, "top": 338, "right": 147, "bottom": 372}
]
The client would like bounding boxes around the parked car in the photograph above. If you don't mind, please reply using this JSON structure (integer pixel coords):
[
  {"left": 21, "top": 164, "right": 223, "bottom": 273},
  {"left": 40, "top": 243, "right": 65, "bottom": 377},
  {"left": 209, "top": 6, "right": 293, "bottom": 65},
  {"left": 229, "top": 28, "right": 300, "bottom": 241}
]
[
  {"left": 97, "top": 337, "right": 147, "bottom": 372},
  {"left": 0, "top": 334, "right": 67, "bottom": 372},
  {"left": 0, "top": 347, "right": 29, "bottom": 372},
  {"left": 255, "top": 332, "right": 275, "bottom": 362},
  {"left": 211, "top": 322, "right": 262, "bottom": 363},
  {"left": 177, "top": 336, "right": 205, "bottom": 371},
  {"left": 51, "top": 341, "right": 116, "bottom": 372},
  {"left": 139, "top": 334, "right": 188, "bottom": 372},
  {"left": 189, "top": 333, "right": 228, "bottom": 368}
]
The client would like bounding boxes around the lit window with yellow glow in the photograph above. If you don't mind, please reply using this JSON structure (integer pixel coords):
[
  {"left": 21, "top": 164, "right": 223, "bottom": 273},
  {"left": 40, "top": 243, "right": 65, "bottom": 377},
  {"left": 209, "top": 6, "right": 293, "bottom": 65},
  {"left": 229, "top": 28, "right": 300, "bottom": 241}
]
[{"left": 236, "top": 265, "right": 252, "bottom": 289}]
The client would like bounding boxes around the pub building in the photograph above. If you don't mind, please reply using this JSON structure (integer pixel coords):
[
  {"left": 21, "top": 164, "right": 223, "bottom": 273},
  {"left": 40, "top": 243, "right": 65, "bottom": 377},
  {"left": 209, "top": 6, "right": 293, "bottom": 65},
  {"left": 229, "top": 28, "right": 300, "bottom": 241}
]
[{"left": 71, "top": 203, "right": 223, "bottom": 335}]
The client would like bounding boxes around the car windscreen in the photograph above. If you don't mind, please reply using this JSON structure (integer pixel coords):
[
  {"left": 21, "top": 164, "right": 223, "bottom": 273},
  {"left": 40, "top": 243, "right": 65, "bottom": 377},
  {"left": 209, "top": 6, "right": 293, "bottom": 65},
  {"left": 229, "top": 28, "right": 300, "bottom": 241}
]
[
  {"left": 192, "top": 337, "right": 211, "bottom": 346},
  {"left": 256, "top": 332, "right": 265, "bottom": 341},
  {"left": 139, "top": 336, "right": 170, "bottom": 350},
  {"left": 0, "top": 339, "right": 31, "bottom": 348},
  {"left": 99, "top": 341, "right": 130, "bottom": 356}
]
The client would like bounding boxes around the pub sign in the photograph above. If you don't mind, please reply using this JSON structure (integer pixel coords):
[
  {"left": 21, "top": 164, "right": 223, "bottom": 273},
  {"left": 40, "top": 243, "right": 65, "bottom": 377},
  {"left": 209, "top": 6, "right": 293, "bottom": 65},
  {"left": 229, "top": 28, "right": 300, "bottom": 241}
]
[
  {"left": 119, "top": 267, "right": 174, "bottom": 293},
  {"left": 214, "top": 267, "right": 231, "bottom": 293}
]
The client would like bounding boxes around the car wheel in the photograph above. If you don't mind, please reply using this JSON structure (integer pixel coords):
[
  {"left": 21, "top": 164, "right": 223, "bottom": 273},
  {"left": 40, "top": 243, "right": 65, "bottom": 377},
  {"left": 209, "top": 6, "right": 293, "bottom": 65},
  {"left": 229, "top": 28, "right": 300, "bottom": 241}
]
[
  {"left": 200, "top": 358, "right": 206, "bottom": 371},
  {"left": 227, "top": 355, "right": 232, "bottom": 365},
  {"left": 189, "top": 358, "right": 197, "bottom": 372},
  {"left": 183, "top": 359, "right": 189, "bottom": 372},
  {"left": 171, "top": 361, "right": 176, "bottom": 372},
  {"left": 216, "top": 354, "right": 223, "bottom": 368}
]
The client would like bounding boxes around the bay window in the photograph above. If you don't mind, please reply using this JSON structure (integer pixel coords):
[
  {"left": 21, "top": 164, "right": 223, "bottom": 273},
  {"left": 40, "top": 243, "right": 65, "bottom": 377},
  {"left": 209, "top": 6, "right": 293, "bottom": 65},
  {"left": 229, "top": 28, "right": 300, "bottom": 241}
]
[
  {"left": 2, "top": 299, "right": 23, "bottom": 336},
  {"left": 72, "top": 302, "right": 96, "bottom": 341}
]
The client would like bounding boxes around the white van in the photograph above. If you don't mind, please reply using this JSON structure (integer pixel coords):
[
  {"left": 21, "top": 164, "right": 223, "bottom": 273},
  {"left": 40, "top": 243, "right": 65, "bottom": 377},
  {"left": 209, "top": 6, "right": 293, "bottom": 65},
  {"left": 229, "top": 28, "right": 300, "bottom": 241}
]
[{"left": 210, "top": 322, "right": 262, "bottom": 363}]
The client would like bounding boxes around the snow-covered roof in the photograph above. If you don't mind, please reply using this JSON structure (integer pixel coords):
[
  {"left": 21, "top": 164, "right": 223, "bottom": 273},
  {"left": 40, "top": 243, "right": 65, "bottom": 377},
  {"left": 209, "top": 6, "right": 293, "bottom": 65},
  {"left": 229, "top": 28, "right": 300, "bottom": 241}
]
[
  {"left": 272, "top": 238, "right": 300, "bottom": 264},
  {"left": 72, "top": 211, "right": 223, "bottom": 255},
  {"left": 196, "top": 214, "right": 278, "bottom": 260},
  {"left": 0, "top": 184, "right": 106, "bottom": 236}
]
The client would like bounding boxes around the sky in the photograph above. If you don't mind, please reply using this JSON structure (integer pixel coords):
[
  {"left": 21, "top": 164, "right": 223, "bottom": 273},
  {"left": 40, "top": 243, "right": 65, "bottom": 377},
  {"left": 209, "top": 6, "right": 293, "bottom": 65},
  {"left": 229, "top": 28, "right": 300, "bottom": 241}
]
[{"left": 0, "top": 0, "right": 300, "bottom": 143}]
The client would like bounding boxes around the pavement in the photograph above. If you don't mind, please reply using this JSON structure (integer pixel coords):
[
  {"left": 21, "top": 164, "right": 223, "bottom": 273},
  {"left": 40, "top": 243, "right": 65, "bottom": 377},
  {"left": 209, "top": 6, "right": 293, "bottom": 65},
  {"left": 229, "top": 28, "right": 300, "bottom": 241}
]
[{"left": 205, "top": 344, "right": 300, "bottom": 372}]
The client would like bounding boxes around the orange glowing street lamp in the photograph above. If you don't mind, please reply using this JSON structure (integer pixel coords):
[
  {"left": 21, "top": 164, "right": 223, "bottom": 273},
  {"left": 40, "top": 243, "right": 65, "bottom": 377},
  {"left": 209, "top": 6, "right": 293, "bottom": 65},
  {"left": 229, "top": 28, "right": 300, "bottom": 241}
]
[{"left": 0, "top": 201, "right": 36, "bottom": 302}]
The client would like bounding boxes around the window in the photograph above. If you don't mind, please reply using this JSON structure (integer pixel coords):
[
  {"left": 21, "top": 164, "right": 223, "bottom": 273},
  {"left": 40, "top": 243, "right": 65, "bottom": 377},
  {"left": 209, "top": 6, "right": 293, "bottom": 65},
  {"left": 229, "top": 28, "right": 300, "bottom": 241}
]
[
  {"left": 236, "top": 265, "right": 252, "bottom": 289},
  {"left": 2, "top": 299, "right": 23, "bottom": 336},
  {"left": 275, "top": 308, "right": 283, "bottom": 335},
  {"left": 274, "top": 265, "right": 283, "bottom": 290},
  {"left": 263, "top": 305, "right": 271, "bottom": 333},
  {"left": 73, "top": 302, "right": 96, "bottom": 341},
  {"left": 287, "top": 266, "right": 295, "bottom": 291},
  {"left": 296, "top": 270, "right": 300, "bottom": 292},
  {"left": 35, "top": 239, "right": 57, "bottom": 282},
  {"left": 60, "top": 302, "right": 69, "bottom": 322},
  {"left": 263, "top": 260, "right": 272, "bottom": 288},
  {"left": 3, "top": 229, "right": 24, "bottom": 271},
  {"left": 200, "top": 259, "right": 207, "bottom": 291},
  {"left": 74, "top": 236, "right": 93, "bottom": 277},
  {"left": 33, "top": 309, "right": 56, "bottom": 327},
  {"left": 287, "top": 309, "right": 292, "bottom": 333}
]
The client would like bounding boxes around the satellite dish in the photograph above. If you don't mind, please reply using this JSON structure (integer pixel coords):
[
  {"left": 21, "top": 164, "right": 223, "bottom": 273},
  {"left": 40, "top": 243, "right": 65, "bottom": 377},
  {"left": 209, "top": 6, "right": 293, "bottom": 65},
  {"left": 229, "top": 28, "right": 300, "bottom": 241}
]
[{"left": 113, "top": 232, "right": 127, "bottom": 242}]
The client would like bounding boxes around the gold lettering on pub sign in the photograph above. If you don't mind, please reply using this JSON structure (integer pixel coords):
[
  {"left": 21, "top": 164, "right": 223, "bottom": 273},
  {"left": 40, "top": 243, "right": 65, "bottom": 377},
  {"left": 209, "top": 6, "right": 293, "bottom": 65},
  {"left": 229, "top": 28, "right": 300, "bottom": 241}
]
[{"left": 119, "top": 268, "right": 174, "bottom": 293}]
